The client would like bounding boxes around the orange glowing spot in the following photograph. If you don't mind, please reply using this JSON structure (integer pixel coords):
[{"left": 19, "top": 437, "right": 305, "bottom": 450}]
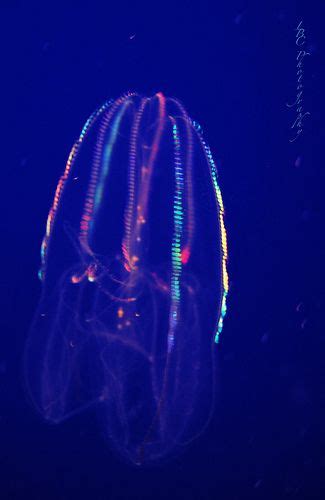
[
  {"left": 127, "top": 297, "right": 137, "bottom": 302},
  {"left": 124, "top": 261, "right": 131, "bottom": 272},
  {"left": 137, "top": 215, "right": 146, "bottom": 224},
  {"left": 181, "top": 247, "right": 190, "bottom": 265},
  {"left": 71, "top": 273, "right": 84, "bottom": 284},
  {"left": 117, "top": 307, "right": 124, "bottom": 319}
]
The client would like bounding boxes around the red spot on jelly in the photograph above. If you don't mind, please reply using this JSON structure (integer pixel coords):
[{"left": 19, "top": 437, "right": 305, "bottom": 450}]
[{"left": 181, "top": 247, "right": 190, "bottom": 264}]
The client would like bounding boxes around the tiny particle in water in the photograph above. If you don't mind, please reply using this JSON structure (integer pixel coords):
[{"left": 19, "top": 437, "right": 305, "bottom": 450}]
[
  {"left": 42, "top": 41, "right": 50, "bottom": 52},
  {"left": 261, "top": 332, "right": 269, "bottom": 344},
  {"left": 129, "top": 34, "right": 136, "bottom": 40},
  {"left": 234, "top": 12, "right": 244, "bottom": 25},
  {"left": 302, "top": 209, "right": 312, "bottom": 222},
  {"left": 277, "top": 10, "right": 286, "bottom": 22},
  {"left": 301, "top": 318, "right": 308, "bottom": 329},
  {"left": 296, "top": 302, "right": 303, "bottom": 312},
  {"left": 306, "top": 43, "right": 317, "bottom": 54},
  {"left": 295, "top": 156, "right": 302, "bottom": 168}
]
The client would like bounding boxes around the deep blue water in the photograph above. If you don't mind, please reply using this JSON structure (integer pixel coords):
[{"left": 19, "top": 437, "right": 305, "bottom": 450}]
[{"left": 1, "top": 2, "right": 324, "bottom": 499}]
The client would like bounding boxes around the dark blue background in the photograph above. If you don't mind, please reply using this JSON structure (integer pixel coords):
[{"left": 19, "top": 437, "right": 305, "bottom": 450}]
[{"left": 1, "top": 2, "right": 324, "bottom": 499}]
